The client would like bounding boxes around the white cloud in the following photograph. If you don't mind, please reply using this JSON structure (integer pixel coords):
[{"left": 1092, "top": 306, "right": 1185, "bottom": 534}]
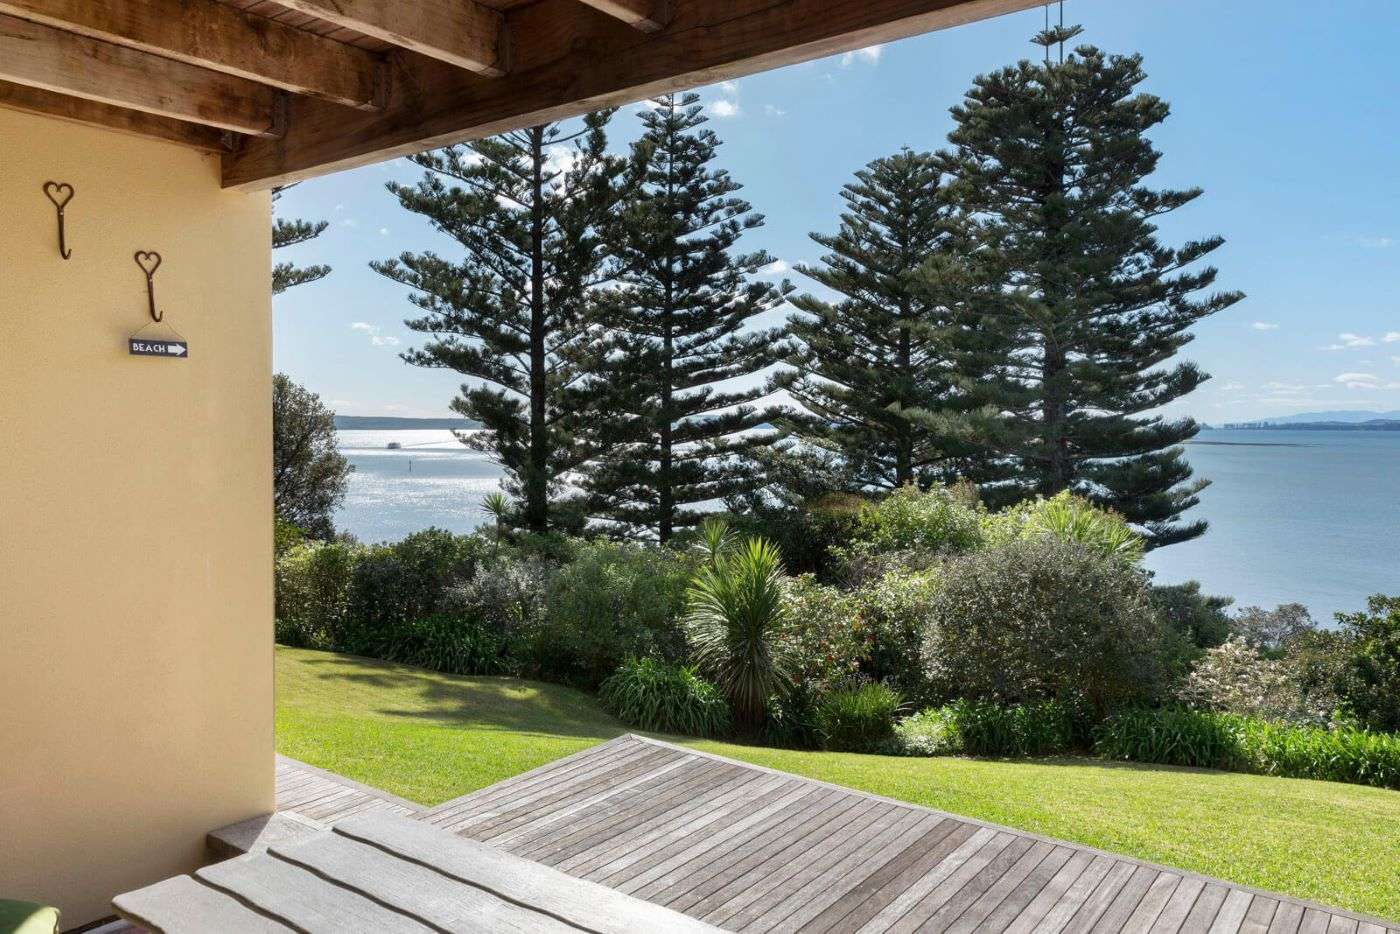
[
  {"left": 710, "top": 99, "right": 741, "bottom": 118},
  {"left": 1218, "top": 382, "right": 1245, "bottom": 391},
  {"left": 544, "top": 144, "right": 578, "bottom": 176},
  {"left": 719, "top": 80, "right": 740, "bottom": 96},
  {"left": 349, "top": 322, "right": 400, "bottom": 348},
  {"left": 1333, "top": 372, "right": 1400, "bottom": 390},
  {"left": 763, "top": 104, "right": 788, "bottom": 117},
  {"left": 1325, "top": 332, "right": 1377, "bottom": 350},
  {"left": 1392, "top": 356, "right": 1400, "bottom": 365},
  {"left": 378, "top": 227, "right": 389, "bottom": 236},
  {"left": 1262, "top": 381, "right": 1307, "bottom": 391},
  {"left": 759, "top": 259, "right": 790, "bottom": 276},
  {"left": 841, "top": 45, "right": 884, "bottom": 67},
  {"left": 1354, "top": 235, "right": 1396, "bottom": 249},
  {"left": 1384, "top": 332, "right": 1400, "bottom": 343},
  {"left": 340, "top": 218, "right": 359, "bottom": 228},
  {"left": 1251, "top": 322, "right": 1279, "bottom": 331}
]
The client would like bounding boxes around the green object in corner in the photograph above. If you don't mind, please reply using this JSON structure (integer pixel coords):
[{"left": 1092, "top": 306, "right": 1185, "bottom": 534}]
[{"left": 0, "top": 901, "right": 59, "bottom": 934}]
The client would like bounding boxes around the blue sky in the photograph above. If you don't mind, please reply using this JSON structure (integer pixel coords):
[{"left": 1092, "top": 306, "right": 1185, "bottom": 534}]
[{"left": 273, "top": 0, "right": 1400, "bottom": 424}]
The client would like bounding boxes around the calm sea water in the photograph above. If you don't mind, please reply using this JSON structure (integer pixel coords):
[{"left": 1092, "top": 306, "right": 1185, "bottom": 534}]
[
  {"left": 334, "top": 428, "right": 1400, "bottom": 622},
  {"left": 335, "top": 430, "right": 501, "bottom": 542}
]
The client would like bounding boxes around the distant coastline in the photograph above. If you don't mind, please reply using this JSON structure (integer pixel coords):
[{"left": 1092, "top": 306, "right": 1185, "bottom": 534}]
[
  {"left": 335, "top": 415, "right": 481, "bottom": 430},
  {"left": 1217, "top": 419, "right": 1400, "bottom": 432}
]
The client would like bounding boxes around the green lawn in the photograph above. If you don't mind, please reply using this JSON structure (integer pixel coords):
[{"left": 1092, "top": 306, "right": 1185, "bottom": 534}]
[{"left": 276, "top": 646, "right": 1400, "bottom": 922}]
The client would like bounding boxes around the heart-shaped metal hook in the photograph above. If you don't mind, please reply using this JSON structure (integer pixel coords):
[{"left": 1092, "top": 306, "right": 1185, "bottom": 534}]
[
  {"left": 134, "top": 250, "right": 162, "bottom": 277},
  {"left": 42, "top": 181, "right": 75, "bottom": 258},
  {"left": 134, "top": 250, "right": 164, "bottom": 322},
  {"left": 43, "top": 181, "right": 74, "bottom": 209}
]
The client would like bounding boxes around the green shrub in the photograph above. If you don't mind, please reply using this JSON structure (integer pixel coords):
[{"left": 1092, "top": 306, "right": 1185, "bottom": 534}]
[
  {"left": 896, "top": 700, "right": 1078, "bottom": 758},
  {"left": 369, "top": 613, "right": 517, "bottom": 676},
  {"left": 344, "top": 529, "right": 487, "bottom": 652},
  {"left": 1094, "top": 708, "right": 1244, "bottom": 770},
  {"left": 685, "top": 537, "right": 794, "bottom": 729},
  {"left": 893, "top": 707, "right": 964, "bottom": 756},
  {"left": 850, "top": 569, "right": 941, "bottom": 703},
  {"left": 1177, "top": 637, "right": 1326, "bottom": 724},
  {"left": 848, "top": 484, "right": 984, "bottom": 557},
  {"left": 275, "top": 540, "right": 363, "bottom": 649},
  {"left": 819, "top": 682, "right": 903, "bottom": 753},
  {"left": 984, "top": 491, "right": 1143, "bottom": 565},
  {"left": 525, "top": 541, "right": 695, "bottom": 690},
  {"left": 439, "top": 554, "right": 550, "bottom": 636},
  {"left": 274, "top": 518, "right": 307, "bottom": 558},
  {"left": 923, "top": 537, "right": 1167, "bottom": 714},
  {"left": 764, "top": 680, "right": 827, "bottom": 750},
  {"left": 1150, "top": 580, "right": 1233, "bottom": 651},
  {"left": 1335, "top": 595, "right": 1400, "bottom": 733},
  {"left": 599, "top": 658, "right": 731, "bottom": 737},
  {"left": 1095, "top": 708, "right": 1400, "bottom": 791},
  {"left": 948, "top": 699, "right": 1078, "bottom": 757},
  {"left": 777, "top": 576, "right": 864, "bottom": 686}
]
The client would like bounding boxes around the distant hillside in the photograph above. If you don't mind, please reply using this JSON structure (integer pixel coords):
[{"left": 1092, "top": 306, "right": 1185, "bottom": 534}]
[
  {"left": 1222, "top": 417, "right": 1400, "bottom": 431},
  {"left": 334, "top": 416, "right": 481, "bottom": 430},
  {"left": 1227, "top": 409, "right": 1400, "bottom": 427}
]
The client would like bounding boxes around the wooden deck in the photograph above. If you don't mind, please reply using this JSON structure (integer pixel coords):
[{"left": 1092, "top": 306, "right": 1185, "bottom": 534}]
[
  {"left": 276, "top": 737, "right": 1398, "bottom": 933},
  {"left": 275, "top": 754, "right": 419, "bottom": 825}
]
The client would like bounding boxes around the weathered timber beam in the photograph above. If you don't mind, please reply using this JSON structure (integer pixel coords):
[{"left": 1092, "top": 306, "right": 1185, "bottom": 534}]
[
  {"left": 576, "top": 0, "right": 672, "bottom": 33},
  {"left": 0, "top": 79, "right": 234, "bottom": 151},
  {"left": 268, "top": 0, "right": 507, "bottom": 76},
  {"left": 224, "top": 0, "right": 1046, "bottom": 190},
  {"left": 0, "top": 0, "right": 384, "bottom": 110},
  {"left": 0, "top": 13, "right": 283, "bottom": 136}
]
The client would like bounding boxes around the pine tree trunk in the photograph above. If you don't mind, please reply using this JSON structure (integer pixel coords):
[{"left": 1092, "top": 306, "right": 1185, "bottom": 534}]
[
  {"left": 1041, "top": 338, "right": 1072, "bottom": 494},
  {"left": 895, "top": 303, "right": 913, "bottom": 487},
  {"left": 1038, "top": 148, "right": 1072, "bottom": 496},
  {"left": 526, "top": 126, "right": 549, "bottom": 533},
  {"left": 658, "top": 270, "right": 675, "bottom": 543}
]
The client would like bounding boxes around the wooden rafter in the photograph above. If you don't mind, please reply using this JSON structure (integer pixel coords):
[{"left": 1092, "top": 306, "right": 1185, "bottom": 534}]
[
  {"left": 0, "top": 0, "right": 385, "bottom": 111},
  {"left": 576, "top": 0, "right": 672, "bottom": 33},
  {"left": 0, "top": 79, "right": 232, "bottom": 151},
  {"left": 0, "top": 13, "right": 283, "bottom": 136},
  {"left": 268, "top": 0, "right": 509, "bottom": 75},
  {"left": 224, "top": 0, "right": 1045, "bottom": 189}
]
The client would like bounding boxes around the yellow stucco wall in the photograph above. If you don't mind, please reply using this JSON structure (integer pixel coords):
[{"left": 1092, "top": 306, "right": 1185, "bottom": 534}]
[{"left": 0, "top": 107, "right": 274, "bottom": 928}]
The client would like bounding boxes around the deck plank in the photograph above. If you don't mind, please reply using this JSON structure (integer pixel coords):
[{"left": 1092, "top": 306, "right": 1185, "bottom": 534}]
[
  {"left": 197, "top": 851, "right": 436, "bottom": 932},
  {"left": 1119, "top": 873, "right": 1181, "bottom": 933},
  {"left": 698, "top": 796, "right": 890, "bottom": 927},
  {"left": 735, "top": 802, "right": 933, "bottom": 932},
  {"left": 805, "top": 818, "right": 969, "bottom": 934},
  {"left": 113, "top": 875, "right": 295, "bottom": 933},
  {"left": 332, "top": 813, "right": 720, "bottom": 933},
  {"left": 268, "top": 831, "right": 579, "bottom": 932}
]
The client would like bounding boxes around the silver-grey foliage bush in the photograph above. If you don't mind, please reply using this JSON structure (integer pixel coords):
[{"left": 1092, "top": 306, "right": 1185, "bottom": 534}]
[{"left": 923, "top": 537, "right": 1166, "bottom": 714}]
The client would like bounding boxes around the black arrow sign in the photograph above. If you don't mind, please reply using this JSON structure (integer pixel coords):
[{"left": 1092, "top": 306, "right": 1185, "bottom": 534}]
[{"left": 129, "top": 338, "right": 189, "bottom": 358}]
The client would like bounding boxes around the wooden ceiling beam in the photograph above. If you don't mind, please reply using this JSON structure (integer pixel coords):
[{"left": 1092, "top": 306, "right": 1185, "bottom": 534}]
[
  {"left": 0, "top": 0, "right": 385, "bottom": 111},
  {"left": 0, "top": 79, "right": 233, "bottom": 151},
  {"left": 268, "top": 0, "right": 508, "bottom": 76},
  {"left": 576, "top": 0, "right": 671, "bottom": 33},
  {"left": 0, "top": 13, "right": 283, "bottom": 137},
  {"left": 224, "top": 0, "right": 1044, "bottom": 190}
]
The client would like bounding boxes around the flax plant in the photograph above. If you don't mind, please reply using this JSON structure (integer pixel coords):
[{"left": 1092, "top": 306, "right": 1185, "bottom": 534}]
[{"left": 684, "top": 537, "right": 793, "bottom": 730}]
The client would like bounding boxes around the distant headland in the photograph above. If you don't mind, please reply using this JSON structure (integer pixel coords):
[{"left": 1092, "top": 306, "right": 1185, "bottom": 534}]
[{"left": 334, "top": 415, "right": 482, "bottom": 430}]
